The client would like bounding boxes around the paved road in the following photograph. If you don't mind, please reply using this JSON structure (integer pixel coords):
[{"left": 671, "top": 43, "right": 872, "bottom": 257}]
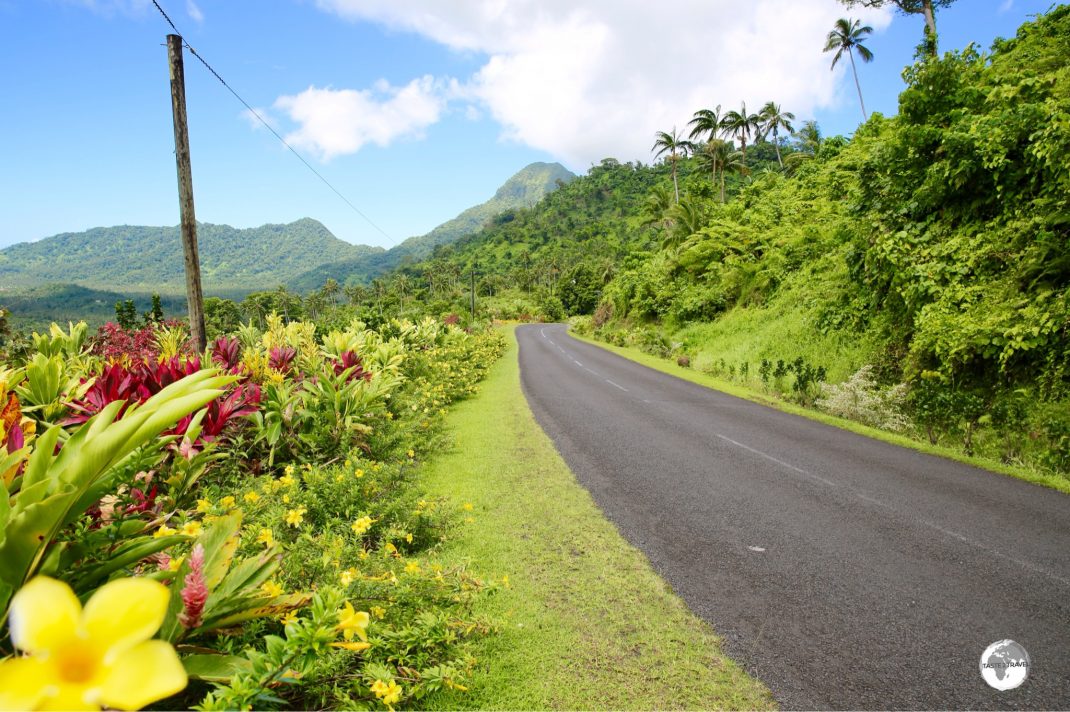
[{"left": 517, "top": 324, "right": 1070, "bottom": 710}]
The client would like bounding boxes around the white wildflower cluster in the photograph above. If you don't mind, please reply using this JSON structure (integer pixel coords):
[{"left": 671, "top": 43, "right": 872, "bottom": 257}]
[{"left": 816, "top": 365, "right": 910, "bottom": 432}]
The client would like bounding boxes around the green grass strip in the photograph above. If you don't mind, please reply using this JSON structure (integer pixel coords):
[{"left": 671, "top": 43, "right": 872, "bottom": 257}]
[
  {"left": 569, "top": 330, "right": 1070, "bottom": 496},
  {"left": 422, "top": 326, "right": 775, "bottom": 710}
]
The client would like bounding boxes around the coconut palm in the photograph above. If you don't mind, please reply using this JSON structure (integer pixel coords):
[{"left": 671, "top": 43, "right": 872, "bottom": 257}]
[
  {"left": 664, "top": 199, "right": 706, "bottom": 252},
  {"left": 687, "top": 105, "right": 724, "bottom": 144},
  {"left": 759, "top": 102, "right": 796, "bottom": 168},
  {"left": 651, "top": 128, "right": 694, "bottom": 203},
  {"left": 641, "top": 184, "right": 677, "bottom": 232},
  {"left": 695, "top": 139, "right": 733, "bottom": 203},
  {"left": 720, "top": 103, "right": 761, "bottom": 164},
  {"left": 687, "top": 106, "right": 726, "bottom": 190},
  {"left": 824, "top": 17, "right": 874, "bottom": 120}
]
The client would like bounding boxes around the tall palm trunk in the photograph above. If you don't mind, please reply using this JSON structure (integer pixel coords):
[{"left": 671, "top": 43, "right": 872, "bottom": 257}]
[
  {"left": 671, "top": 156, "right": 680, "bottom": 203},
  {"left": 773, "top": 127, "right": 783, "bottom": 167},
  {"left": 922, "top": 0, "right": 937, "bottom": 55},
  {"left": 848, "top": 48, "right": 867, "bottom": 120}
]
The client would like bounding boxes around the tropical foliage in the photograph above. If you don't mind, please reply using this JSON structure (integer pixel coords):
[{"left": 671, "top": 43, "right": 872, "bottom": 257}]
[{"left": 0, "top": 312, "right": 505, "bottom": 710}]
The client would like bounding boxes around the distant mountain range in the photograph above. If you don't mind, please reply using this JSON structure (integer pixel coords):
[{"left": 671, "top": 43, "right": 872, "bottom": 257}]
[
  {"left": 288, "top": 161, "right": 575, "bottom": 291},
  {"left": 0, "top": 162, "right": 575, "bottom": 295}
]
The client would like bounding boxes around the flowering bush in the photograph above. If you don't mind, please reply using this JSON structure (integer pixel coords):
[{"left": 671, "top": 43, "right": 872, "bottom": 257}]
[{"left": 0, "top": 313, "right": 506, "bottom": 710}]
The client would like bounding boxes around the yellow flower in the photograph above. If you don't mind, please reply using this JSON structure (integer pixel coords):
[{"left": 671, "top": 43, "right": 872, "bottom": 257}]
[
  {"left": 282, "top": 493, "right": 291, "bottom": 503},
  {"left": 404, "top": 561, "right": 421, "bottom": 575},
  {"left": 335, "top": 474, "right": 344, "bottom": 483},
  {"left": 384, "top": 542, "right": 398, "bottom": 556},
  {"left": 355, "top": 468, "right": 365, "bottom": 479},
  {"left": 404, "top": 532, "right": 413, "bottom": 544},
  {"left": 407, "top": 449, "right": 415, "bottom": 459},
  {"left": 340, "top": 569, "right": 356, "bottom": 586},
  {"left": 371, "top": 679, "right": 403, "bottom": 706},
  {"left": 344, "top": 459, "right": 352, "bottom": 468},
  {"left": 462, "top": 502, "right": 474, "bottom": 512},
  {"left": 243, "top": 491, "right": 261, "bottom": 504},
  {"left": 285, "top": 507, "right": 306, "bottom": 528},
  {"left": 284, "top": 464, "right": 295, "bottom": 477},
  {"left": 351, "top": 516, "right": 374, "bottom": 536},
  {"left": 371, "top": 605, "right": 387, "bottom": 619},
  {"left": 0, "top": 576, "right": 186, "bottom": 711},
  {"left": 280, "top": 473, "right": 295, "bottom": 487},
  {"left": 180, "top": 521, "right": 202, "bottom": 537},
  {"left": 261, "top": 580, "right": 284, "bottom": 597},
  {"left": 218, "top": 495, "right": 236, "bottom": 511},
  {"left": 256, "top": 528, "right": 275, "bottom": 547},
  {"left": 195, "top": 499, "right": 212, "bottom": 513},
  {"left": 279, "top": 610, "right": 298, "bottom": 626},
  {"left": 167, "top": 555, "right": 185, "bottom": 572},
  {"left": 502, "top": 575, "right": 510, "bottom": 588},
  {"left": 336, "top": 602, "right": 369, "bottom": 642},
  {"left": 153, "top": 524, "right": 176, "bottom": 539}
]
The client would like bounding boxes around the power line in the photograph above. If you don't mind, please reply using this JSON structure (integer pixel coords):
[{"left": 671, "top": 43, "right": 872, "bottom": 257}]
[{"left": 150, "top": 0, "right": 397, "bottom": 246}]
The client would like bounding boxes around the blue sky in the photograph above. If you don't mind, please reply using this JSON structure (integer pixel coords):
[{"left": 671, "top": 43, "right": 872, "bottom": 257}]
[{"left": 0, "top": 0, "right": 1052, "bottom": 249}]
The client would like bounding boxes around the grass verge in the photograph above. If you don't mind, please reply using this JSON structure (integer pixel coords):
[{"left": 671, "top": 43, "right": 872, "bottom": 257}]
[
  {"left": 421, "top": 326, "right": 775, "bottom": 710},
  {"left": 569, "top": 330, "right": 1070, "bottom": 496}
]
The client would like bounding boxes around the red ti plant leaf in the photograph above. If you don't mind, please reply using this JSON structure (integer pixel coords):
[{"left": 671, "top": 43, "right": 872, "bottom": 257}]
[
  {"left": 268, "top": 345, "right": 297, "bottom": 375},
  {"left": 211, "top": 336, "right": 243, "bottom": 373},
  {"left": 332, "top": 351, "right": 372, "bottom": 382},
  {"left": 64, "top": 362, "right": 152, "bottom": 425}
]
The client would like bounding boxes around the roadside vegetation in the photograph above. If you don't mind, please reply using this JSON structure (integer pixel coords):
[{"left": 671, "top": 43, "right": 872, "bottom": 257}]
[
  {"left": 0, "top": 312, "right": 506, "bottom": 710},
  {"left": 572, "top": 8, "right": 1070, "bottom": 486}
]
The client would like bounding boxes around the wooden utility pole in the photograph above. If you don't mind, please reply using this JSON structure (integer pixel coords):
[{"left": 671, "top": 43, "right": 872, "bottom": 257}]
[{"left": 167, "top": 34, "right": 207, "bottom": 352}]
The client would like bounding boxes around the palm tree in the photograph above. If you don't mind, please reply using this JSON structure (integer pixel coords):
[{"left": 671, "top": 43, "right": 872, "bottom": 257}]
[
  {"left": 695, "top": 139, "right": 732, "bottom": 203},
  {"left": 641, "top": 184, "right": 676, "bottom": 231},
  {"left": 687, "top": 105, "right": 723, "bottom": 143},
  {"left": 824, "top": 18, "right": 874, "bottom": 121},
  {"left": 759, "top": 102, "right": 796, "bottom": 168},
  {"left": 651, "top": 128, "right": 694, "bottom": 203},
  {"left": 687, "top": 106, "right": 725, "bottom": 190},
  {"left": 664, "top": 199, "right": 706, "bottom": 252},
  {"left": 720, "top": 102, "right": 761, "bottom": 164}
]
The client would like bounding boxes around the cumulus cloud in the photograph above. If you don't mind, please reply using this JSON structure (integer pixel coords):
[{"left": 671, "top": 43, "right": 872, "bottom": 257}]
[
  {"left": 274, "top": 76, "right": 447, "bottom": 160},
  {"left": 313, "top": 0, "right": 891, "bottom": 167}
]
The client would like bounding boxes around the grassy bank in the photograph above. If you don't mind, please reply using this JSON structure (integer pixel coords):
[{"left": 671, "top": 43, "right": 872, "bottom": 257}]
[
  {"left": 421, "top": 326, "right": 775, "bottom": 710},
  {"left": 569, "top": 329, "right": 1070, "bottom": 496}
]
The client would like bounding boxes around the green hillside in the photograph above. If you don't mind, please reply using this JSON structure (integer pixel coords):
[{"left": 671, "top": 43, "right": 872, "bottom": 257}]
[
  {"left": 0, "top": 217, "right": 381, "bottom": 292},
  {"left": 288, "top": 161, "right": 575, "bottom": 291}
]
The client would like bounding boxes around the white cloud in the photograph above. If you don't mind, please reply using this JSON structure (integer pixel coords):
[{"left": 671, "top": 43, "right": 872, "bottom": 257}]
[
  {"left": 313, "top": 0, "right": 892, "bottom": 168},
  {"left": 999, "top": 0, "right": 1014, "bottom": 12},
  {"left": 274, "top": 76, "right": 446, "bottom": 160},
  {"left": 185, "top": 0, "right": 203, "bottom": 23}
]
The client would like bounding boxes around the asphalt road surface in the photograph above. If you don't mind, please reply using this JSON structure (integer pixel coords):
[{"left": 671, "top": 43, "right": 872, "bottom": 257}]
[{"left": 517, "top": 324, "right": 1070, "bottom": 710}]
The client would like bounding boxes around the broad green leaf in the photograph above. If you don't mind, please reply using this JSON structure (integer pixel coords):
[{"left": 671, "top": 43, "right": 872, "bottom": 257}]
[{"left": 182, "top": 654, "right": 253, "bottom": 683}]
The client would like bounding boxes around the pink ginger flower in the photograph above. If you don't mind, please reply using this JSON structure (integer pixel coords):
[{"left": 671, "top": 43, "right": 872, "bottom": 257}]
[{"left": 179, "top": 544, "right": 208, "bottom": 629}]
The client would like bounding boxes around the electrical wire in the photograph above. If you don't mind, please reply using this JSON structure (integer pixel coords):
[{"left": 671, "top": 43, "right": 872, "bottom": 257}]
[{"left": 150, "top": 0, "right": 397, "bottom": 246}]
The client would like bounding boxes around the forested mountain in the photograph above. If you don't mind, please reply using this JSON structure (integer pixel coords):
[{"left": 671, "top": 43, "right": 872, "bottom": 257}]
[
  {"left": 288, "top": 161, "right": 575, "bottom": 290},
  {"left": 0, "top": 218, "right": 380, "bottom": 292}
]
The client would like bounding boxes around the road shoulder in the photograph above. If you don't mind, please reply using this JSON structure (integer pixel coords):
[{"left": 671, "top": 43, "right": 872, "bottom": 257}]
[{"left": 421, "top": 325, "right": 775, "bottom": 710}]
